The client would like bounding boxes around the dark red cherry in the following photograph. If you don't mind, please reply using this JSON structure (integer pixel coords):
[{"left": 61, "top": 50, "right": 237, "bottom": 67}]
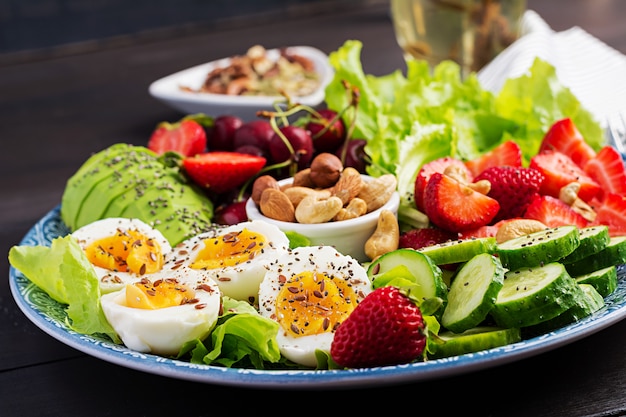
[
  {"left": 207, "top": 115, "right": 243, "bottom": 151},
  {"left": 269, "top": 125, "right": 314, "bottom": 170},
  {"left": 306, "top": 108, "right": 346, "bottom": 153},
  {"left": 336, "top": 139, "right": 367, "bottom": 173}
]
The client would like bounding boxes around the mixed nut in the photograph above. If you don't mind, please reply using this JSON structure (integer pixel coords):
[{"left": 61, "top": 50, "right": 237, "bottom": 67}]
[{"left": 251, "top": 153, "right": 397, "bottom": 225}]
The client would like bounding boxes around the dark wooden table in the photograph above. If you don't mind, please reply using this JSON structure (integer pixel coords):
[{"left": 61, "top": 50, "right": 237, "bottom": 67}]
[{"left": 2, "top": 1, "right": 626, "bottom": 415}]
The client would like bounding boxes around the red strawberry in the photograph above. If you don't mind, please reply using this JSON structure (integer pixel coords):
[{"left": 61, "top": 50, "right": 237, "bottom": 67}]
[
  {"left": 182, "top": 152, "right": 266, "bottom": 194},
  {"left": 539, "top": 118, "right": 596, "bottom": 168},
  {"left": 398, "top": 226, "right": 456, "bottom": 250},
  {"left": 464, "top": 140, "right": 522, "bottom": 178},
  {"left": 529, "top": 150, "right": 601, "bottom": 202},
  {"left": 592, "top": 192, "right": 626, "bottom": 237},
  {"left": 474, "top": 166, "right": 545, "bottom": 222},
  {"left": 330, "top": 286, "right": 426, "bottom": 368},
  {"left": 414, "top": 157, "right": 472, "bottom": 212},
  {"left": 583, "top": 145, "right": 626, "bottom": 200},
  {"left": 423, "top": 172, "right": 500, "bottom": 232},
  {"left": 523, "top": 195, "right": 588, "bottom": 228},
  {"left": 148, "top": 118, "right": 207, "bottom": 157}
]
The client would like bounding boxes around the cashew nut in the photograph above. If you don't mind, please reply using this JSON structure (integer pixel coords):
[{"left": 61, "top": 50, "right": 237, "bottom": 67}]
[
  {"left": 364, "top": 209, "right": 400, "bottom": 261},
  {"left": 333, "top": 197, "right": 367, "bottom": 221},
  {"left": 495, "top": 219, "right": 548, "bottom": 244},
  {"left": 559, "top": 182, "right": 597, "bottom": 222},
  {"left": 294, "top": 195, "right": 343, "bottom": 224}
]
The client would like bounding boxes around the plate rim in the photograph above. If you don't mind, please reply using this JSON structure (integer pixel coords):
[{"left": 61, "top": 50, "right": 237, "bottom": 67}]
[{"left": 9, "top": 205, "right": 626, "bottom": 389}]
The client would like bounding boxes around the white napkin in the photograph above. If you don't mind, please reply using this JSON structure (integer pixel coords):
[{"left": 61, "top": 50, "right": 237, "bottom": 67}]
[{"left": 478, "top": 9, "right": 626, "bottom": 128}]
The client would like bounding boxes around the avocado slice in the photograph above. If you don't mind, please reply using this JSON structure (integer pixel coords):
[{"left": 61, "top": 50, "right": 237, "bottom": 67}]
[
  {"left": 74, "top": 147, "right": 169, "bottom": 228},
  {"left": 61, "top": 144, "right": 214, "bottom": 246},
  {"left": 61, "top": 143, "right": 135, "bottom": 229},
  {"left": 120, "top": 171, "right": 214, "bottom": 246}
]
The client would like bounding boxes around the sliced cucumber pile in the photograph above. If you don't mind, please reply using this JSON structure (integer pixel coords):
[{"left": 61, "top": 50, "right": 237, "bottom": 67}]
[{"left": 377, "top": 225, "right": 625, "bottom": 360}]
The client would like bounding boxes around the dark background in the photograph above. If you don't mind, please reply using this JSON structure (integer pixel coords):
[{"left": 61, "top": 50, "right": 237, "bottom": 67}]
[{"left": 0, "top": 0, "right": 375, "bottom": 63}]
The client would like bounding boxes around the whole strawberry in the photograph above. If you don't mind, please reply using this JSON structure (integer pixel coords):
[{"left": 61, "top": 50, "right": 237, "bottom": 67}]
[
  {"left": 330, "top": 286, "right": 427, "bottom": 368},
  {"left": 474, "top": 166, "right": 545, "bottom": 222}
]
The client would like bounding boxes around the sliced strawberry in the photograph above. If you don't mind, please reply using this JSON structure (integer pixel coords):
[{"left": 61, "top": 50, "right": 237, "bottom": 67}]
[
  {"left": 148, "top": 118, "right": 207, "bottom": 157},
  {"left": 414, "top": 157, "right": 471, "bottom": 212},
  {"left": 523, "top": 195, "right": 588, "bottom": 228},
  {"left": 474, "top": 166, "right": 544, "bottom": 223},
  {"left": 464, "top": 140, "right": 522, "bottom": 178},
  {"left": 330, "top": 286, "right": 426, "bottom": 368},
  {"left": 529, "top": 150, "right": 601, "bottom": 202},
  {"left": 591, "top": 192, "right": 626, "bottom": 237},
  {"left": 182, "top": 152, "right": 266, "bottom": 194},
  {"left": 398, "top": 226, "right": 456, "bottom": 250},
  {"left": 423, "top": 172, "right": 500, "bottom": 232},
  {"left": 538, "top": 118, "right": 596, "bottom": 168},
  {"left": 583, "top": 145, "right": 626, "bottom": 201}
]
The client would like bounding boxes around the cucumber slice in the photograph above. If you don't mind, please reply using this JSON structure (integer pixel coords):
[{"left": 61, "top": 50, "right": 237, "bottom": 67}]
[
  {"left": 561, "top": 225, "right": 610, "bottom": 264},
  {"left": 565, "top": 236, "right": 626, "bottom": 276},
  {"left": 574, "top": 265, "right": 618, "bottom": 297},
  {"left": 441, "top": 253, "right": 504, "bottom": 333},
  {"left": 367, "top": 248, "right": 448, "bottom": 310},
  {"left": 417, "top": 237, "right": 496, "bottom": 266},
  {"left": 525, "top": 283, "right": 605, "bottom": 336},
  {"left": 490, "top": 262, "right": 581, "bottom": 328},
  {"left": 430, "top": 326, "right": 521, "bottom": 359},
  {"left": 496, "top": 226, "right": 580, "bottom": 271}
]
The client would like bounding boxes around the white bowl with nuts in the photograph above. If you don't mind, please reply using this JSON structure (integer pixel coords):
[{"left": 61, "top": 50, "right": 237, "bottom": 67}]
[
  {"left": 149, "top": 45, "right": 333, "bottom": 121},
  {"left": 245, "top": 157, "right": 400, "bottom": 262}
]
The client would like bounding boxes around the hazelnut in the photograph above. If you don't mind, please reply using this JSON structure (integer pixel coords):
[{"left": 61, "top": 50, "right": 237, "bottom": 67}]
[{"left": 309, "top": 153, "right": 343, "bottom": 188}]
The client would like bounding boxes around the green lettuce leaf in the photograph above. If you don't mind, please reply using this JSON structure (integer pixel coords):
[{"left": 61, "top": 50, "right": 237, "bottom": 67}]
[
  {"left": 9, "top": 236, "right": 120, "bottom": 342},
  {"left": 179, "top": 296, "right": 282, "bottom": 368},
  {"left": 324, "top": 40, "right": 604, "bottom": 222}
]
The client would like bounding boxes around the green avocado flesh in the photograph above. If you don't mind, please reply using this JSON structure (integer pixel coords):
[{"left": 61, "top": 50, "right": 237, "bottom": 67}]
[{"left": 61, "top": 144, "right": 214, "bottom": 246}]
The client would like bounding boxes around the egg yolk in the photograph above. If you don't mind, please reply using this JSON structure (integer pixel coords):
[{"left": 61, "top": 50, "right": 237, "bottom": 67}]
[
  {"left": 189, "top": 228, "right": 266, "bottom": 269},
  {"left": 84, "top": 229, "right": 164, "bottom": 275},
  {"left": 125, "top": 278, "right": 195, "bottom": 309},
  {"left": 275, "top": 271, "right": 358, "bottom": 337}
]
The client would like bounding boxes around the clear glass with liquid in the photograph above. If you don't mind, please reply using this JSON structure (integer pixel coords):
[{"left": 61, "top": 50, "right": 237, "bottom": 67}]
[{"left": 390, "top": 0, "right": 526, "bottom": 77}]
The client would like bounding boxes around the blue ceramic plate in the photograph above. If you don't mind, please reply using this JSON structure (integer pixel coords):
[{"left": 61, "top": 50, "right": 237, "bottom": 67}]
[{"left": 9, "top": 205, "right": 626, "bottom": 389}]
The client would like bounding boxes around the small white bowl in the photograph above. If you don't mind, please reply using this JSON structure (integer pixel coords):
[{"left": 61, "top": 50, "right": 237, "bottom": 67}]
[
  {"left": 245, "top": 176, "right": 400, "bottom": 262},
  {"left": 149, "top": 46, "right": 334, "bottom": 121}
]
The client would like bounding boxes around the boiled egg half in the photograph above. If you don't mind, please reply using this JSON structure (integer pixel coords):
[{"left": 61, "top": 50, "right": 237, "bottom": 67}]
[
  {"left": 100, "top": 265, "right": 221, "bottom": 356},
  {"left": 258, "top": 245, "right": 372, "bottom": 367},
  {"left": 171, "top": 220, "right": 290, "bottom": 304},
  {"left": 72, "top": 217, "right": 172, "bottom": 293}
]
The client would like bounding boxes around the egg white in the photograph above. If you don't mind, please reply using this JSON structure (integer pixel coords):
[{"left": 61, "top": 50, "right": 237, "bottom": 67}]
[
  {"left": 72, "top": 217, "right": 172, "bottom": 293},
  {"left": 100, "top": 265, "right": 221, "bottom": 356},
  {"left": 170, "top": 220, "right": 290, "bottom": 304},
  {"left": 257, "top": 245, "right": 372, "bottom": 367}
]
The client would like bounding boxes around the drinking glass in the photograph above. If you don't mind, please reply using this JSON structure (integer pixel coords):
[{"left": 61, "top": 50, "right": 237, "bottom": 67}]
[{"left": 390, "top": 0, "right": 526, "bottom": 78}]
